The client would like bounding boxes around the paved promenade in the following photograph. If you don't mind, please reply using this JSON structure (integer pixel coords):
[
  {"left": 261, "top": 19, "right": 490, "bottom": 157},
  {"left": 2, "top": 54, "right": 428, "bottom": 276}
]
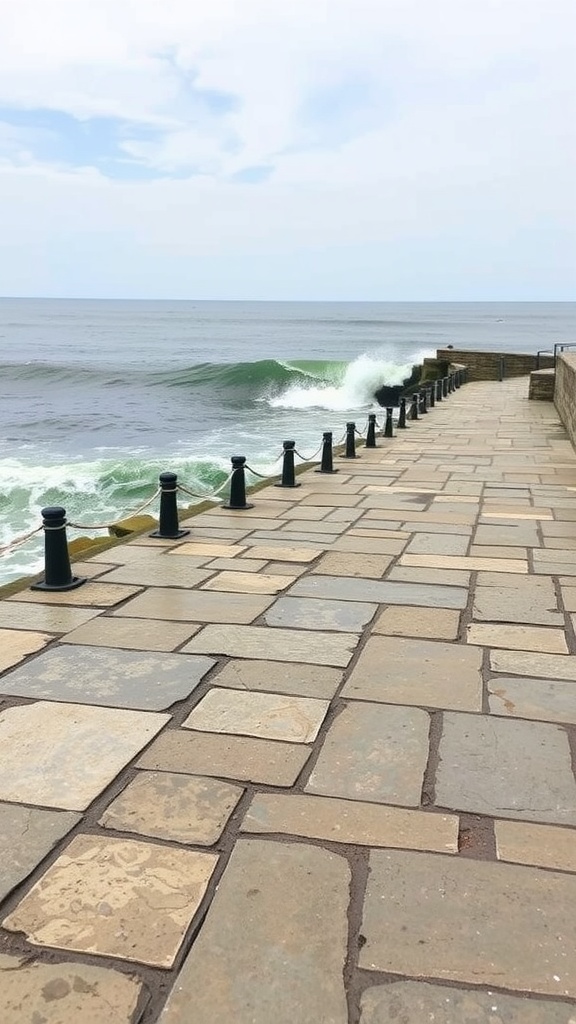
[{"left": 2, "top": 376, "right": 576, "bottom": 1023}]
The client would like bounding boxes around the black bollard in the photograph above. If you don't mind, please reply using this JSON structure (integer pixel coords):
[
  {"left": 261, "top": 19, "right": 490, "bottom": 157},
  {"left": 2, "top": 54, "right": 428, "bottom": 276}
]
[
  {"left": 448, "top": 375, "right": 453, "bottom": 394},
  {"left": 384, "top": 407, "right": 394, "bottom": 438},
  {"left": 222, "top": 455, "right": 254, "bottom": 509},
  {"left": 150, "top": 472, "right": 190, "bottom": 539},
  {"left": 276, "top": 440, "right": 301, "bottom": 488},
  {"left": 429, "top": 385, "right": 435, "bottom": 408},
  {"left": 316, "top": 431, "right": 338, "bottom": 474},
  {"left": 454, "top": 370, "right": 461, "bottom": 389},
  {"left": 31, "top": 506, "right": 86, "bottom": 592},
  {"left": 410, "top": 393, "right": 419, "bottom": 420},
  {"left": 442, "top": 376, "right": 449, "bottom": 398},
  {"left": 365, "top": 413, "right": 377, "bottom": 448},
  {"left": 398, "top": 397, "right": 407, "bottom": 428},
  {"left": 436, "top": 379, "right": 443, "bottom": 402},
  {"left": 343, "top": 422, "right": 358, "bottom": 459},
  {"left": 419, "top": 389, "right": 428, "bottom": 414}
]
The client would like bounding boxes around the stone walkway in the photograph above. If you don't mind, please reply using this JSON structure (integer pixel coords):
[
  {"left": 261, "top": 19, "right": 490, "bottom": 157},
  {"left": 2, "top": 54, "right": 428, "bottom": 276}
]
[{"left": 2, "top": 377, "right": 576, "bottom": 1022}]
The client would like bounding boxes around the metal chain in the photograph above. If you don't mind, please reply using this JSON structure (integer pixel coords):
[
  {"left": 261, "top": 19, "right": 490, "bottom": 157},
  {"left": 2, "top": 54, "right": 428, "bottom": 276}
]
[
  {"left": 177, "top": 471, "right": 234, "bottom": 500},
  {"left": 244, "top": 464, "right": 276, "bottom": 479},
  {"left": 294, "top": 442, "right": 323, "bottom": 462},
  {"left": 67, "top": 487, "right": 162, "bottom": 531}
]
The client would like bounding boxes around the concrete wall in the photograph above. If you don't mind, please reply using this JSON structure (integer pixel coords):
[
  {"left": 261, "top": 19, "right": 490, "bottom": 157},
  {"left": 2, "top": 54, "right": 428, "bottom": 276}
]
[
  {"left": 436, "top": 349, "right": 554, "bottom": 381},
  {"left": 555, "top": 352, "right": 576, "bottom": 447}
]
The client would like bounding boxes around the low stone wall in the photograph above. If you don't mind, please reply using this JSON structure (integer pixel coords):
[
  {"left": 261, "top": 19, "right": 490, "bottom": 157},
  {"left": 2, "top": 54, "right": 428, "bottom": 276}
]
[
  {"left": 529, "top": 369, "right": 555, "bottom": 401},
  {"left": 436, "top": 349, "right": 554, "bottom": 381},
  {"left": 555, "top": 352, "right": 576, "bottom": 446}
]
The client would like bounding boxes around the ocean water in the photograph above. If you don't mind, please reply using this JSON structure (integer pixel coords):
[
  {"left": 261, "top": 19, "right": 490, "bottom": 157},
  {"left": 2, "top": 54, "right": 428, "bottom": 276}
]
[{"left": 1, "top": 299, "right": 574, "bottom": 584}]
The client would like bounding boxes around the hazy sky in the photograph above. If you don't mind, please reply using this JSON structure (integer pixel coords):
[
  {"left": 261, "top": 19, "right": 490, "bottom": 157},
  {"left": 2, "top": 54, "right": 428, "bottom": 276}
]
[{"left": 0, "top": 0, "right": 574, "bottom": 300}]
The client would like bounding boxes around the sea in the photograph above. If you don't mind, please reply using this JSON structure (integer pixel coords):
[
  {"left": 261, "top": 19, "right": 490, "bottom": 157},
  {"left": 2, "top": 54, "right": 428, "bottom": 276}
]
[{"left": 1, "top": 299, "right": 575, "bottom": 585}]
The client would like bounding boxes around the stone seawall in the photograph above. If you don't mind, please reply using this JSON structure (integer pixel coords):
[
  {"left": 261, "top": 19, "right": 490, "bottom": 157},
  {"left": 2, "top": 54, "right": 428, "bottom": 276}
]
[
  {"left": 436, "top": 348, "right": 554, "bottom": 381},
  {"left": 554, "top": 351, "right": 576, "bottom": 446}
]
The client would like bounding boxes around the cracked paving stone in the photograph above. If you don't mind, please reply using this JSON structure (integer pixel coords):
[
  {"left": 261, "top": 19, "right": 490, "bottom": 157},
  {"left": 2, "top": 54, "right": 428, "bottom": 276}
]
[
  {"left": 3, "top": 834, "right": 218, "bottom": 968},
  {"left": 211, "top": 659, "right": 342, "bottom": 699},
  {"left": 435, "top": 712, "right": 576, "bottom": 824},
  {"left": 0, "top": 954, "right": 147, "bottom": 1024},
  {"left": 360, "top": 850, "right": 576, "bottom": 997},
  {"left": 158, "top": 839, "right": 348, "bottom": 1024},
  {"left": 360, "top": 981, "right": 576, "bottom": 1023},
  {"left": 0, "top": 804, "right": 81, "bottom": 902},
  {"left": 182, "top": 688, "right": 329, "bottom": 743},
  {"left": 0, "top": 645, "right": 215, "bottom": 710}
]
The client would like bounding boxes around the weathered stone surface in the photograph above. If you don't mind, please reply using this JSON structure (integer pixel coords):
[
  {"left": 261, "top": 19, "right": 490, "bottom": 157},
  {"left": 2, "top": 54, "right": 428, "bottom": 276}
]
[
  {"left": 248, "top": 529, "right": 335, "bottom": 546},
  {"left": 112, "top": 587, "right": 273, "bottom": 623},
  {"left": 0, "top": 701, "right": 168, "bottom": 810},
  {"left": 387, "top": 566, "right": 471, "bottom": 587},
  {"left": 0, "top": 602, "right": 100, "bottom": 633},
  {"left": 159, "top": 839, "right": 349, "bottom": 1024},
  {"left": 467, "top": 623, "right": 568, "bottom": 653},
  {"left": 170, "top": 541, "right": 247, "bottom": 558},
  {"left": 0, "top": 804, "right": 80, "bottom": 902},
  {"left": 312, "top": 552, "right": 393, "bottom": 577},
  {"left": 0, "top": 645, "right": 215, "bottom": 710},
  {"left": 8, "top": 582, "right": 142, "bottom": 606},
  {"left": 405, "top": 533, "right": 469, "bottom": 555},
  {"left": 60, "top": 616, "right": 200, "bottom": 650},
  {"left": 330, "top": 535, "right": 411, "bottom": 555},
  {"left": 372, "top": 606, "right": 460, "bottom": 640},
  {"left": 288, "top": 575, "right": 468, "bottom": 609},
  {"left": 490, "top": 650, "right": 576, "bottom": 680},
  {"left": 473, "top": 576, "right": 562, "bottom": 625},
  {"left": 436, "top": 713, "right": 576, "bottom": 823},
  {"left": 100, "top": 771, "right": 243, "bottom": 845},
  {"left": 242, "top": 793, "right": 458, "bottom": 852},
  {"left": 306, "top": 703, "right": 429, "bottom": 806},
  {"left": 360, "top": 850, "right": 576, "bottom": 997},
  {"left": 212, "top": 659, "right": 342, "bottom": 699},
  {"left": 264, "top": 595, "right": 376, "bottom": 632},
  {"left": 0, "top": 955, "right": 146, "bottom": 1024},
  {"left": 204, "top": 556, "right": 268, "bottom": 572},
  {"left": 240, "top": 544, "right": 321, "bottom": 562},
  {"left": 95, "top": 560, "right": 213, "bottom": 587},
  {"left": 474, "top": 522, "right": 540, "bottom": 546},
  {"left": 489, "top": 676, "right": 576, "bottom": 725},
  {"left": 0, "top": 628, "right": 52, "bottom": 672},
  {"left": 3, "top": 834, "right": 218, "bottom": 968},
  {"left": 360, "top": 981, "right": 576, "bottom": 1023},
  {"left": 137, "top": 729, "right": 310, "bottom": 786},
  {"left": 343, "top": 636, "right": 482, "bottom": 711},
  {"left": 183, "top": 687, "right": 328, "bottom": 743},
  {"left": 495, "top": 820, "right": 576, "bottom": 872},
  {"left": 400, "top": 553, "right": 527, "bottom": 573},
  {"left": 201, "top": 571, "right": 291, "bottom": 593},
  {"left": 183, "top": 624, "right": 359, "bottom": 667}
]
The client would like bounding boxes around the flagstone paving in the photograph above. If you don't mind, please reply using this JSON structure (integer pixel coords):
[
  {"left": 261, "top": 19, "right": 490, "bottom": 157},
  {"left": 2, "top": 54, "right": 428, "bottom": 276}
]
[{"left": 3, "top": 376, "right": 576, "bottom": 1022}]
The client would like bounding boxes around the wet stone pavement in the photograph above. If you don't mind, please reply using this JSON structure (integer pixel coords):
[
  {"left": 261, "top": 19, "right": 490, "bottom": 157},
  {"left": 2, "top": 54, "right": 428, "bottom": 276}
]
[{"left": 2, "top": 377, "right": 576, "bottom": 1022}]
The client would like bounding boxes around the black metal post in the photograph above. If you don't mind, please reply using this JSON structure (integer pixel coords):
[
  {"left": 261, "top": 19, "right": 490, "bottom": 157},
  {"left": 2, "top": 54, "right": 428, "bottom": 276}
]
[
  {"left": 31, "top": 506, "right": 86, "bottom": 592},
  {"left": 419, "top": 389, "right": 428, "bottom": 414},
  {"left": 429, "top": 384, "right": 435, "bottom": 407},
  {"left": 442, "top": 377, "right": 449, "bottom": 398},
  {"left": 276, "top": 440, "right": 300, "bottom": 488},
  {"left": 454, "top": 370, "right": 461, "bottom": 389},
  {"left": 410, "top": 394, "right": 419, "bottom": 420},
  {"left": 398, "top": 397, "right": 407, "bottom": 428},
  {"left": 222, "top": 456, "right": 254, "bottom": 510},
  {"left": 365, "top": 413, "right": 377, "bottom": 448},
  {"left": 343, "top": 422, "right": 357, "bottom": 458},
  {"left": 384, "top": 407, "right": 394, "bottom": 438},
  {"left": 150, "top": 472, "right": 189, "bottom": 538},
  {"left": 498, "top": 357, "right": 505, "bottom": 382},
  {"left": 436, "top": 379, "right": 443, "bottom": 401},
  {"left": 448, "top": 375, "right": 453, "bottom": 394},
  {"left": 316, "top": 431, "right": 338, "bottom": 474}
]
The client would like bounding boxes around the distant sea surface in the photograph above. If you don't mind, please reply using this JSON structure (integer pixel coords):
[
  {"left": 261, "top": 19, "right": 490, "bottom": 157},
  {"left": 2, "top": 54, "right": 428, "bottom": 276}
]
[{"left": 1, "top": 299, "right": 574, "bottom": 584}]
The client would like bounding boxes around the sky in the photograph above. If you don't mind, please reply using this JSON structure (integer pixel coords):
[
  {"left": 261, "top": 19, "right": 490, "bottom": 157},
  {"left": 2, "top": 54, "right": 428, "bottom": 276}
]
[{"left": 0, "top": 0, "right": 574, "bottom": 300}]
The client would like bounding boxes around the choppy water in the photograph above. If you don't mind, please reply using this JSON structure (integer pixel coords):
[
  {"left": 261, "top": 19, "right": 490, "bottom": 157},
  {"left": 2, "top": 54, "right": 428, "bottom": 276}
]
[{"left": 1, "top": 299, "right": 574, "bottom": 583}]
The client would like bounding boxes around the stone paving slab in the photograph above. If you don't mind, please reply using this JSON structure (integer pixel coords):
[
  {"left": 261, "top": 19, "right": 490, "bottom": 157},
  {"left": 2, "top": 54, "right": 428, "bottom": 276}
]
[
  {"left": 467, "top": 622, "right": 568, "bottom": 653},
  {"left": 343, "top": 636, "right": 482, "bottom": 711},
  {"left": 99, "top": 771, "right": 243, "bottom": 845},
  {"left": 473, "top": 576, "right": 561, "bottom": 625},
  {"left": 400, "top": 552, "right": 528, "bottom": 573},
  {"left": 305, "top": 702, "right": 429, "bottom": 805},
  {"left": 372, "top": 605, "right": 460, "bottom": 640},
  {"left": 435, "top": 712, "right": 576, "bottom": 824},
  {"left": 239, "top": 544, "right": 322, "bottom": 562},
  {"left": 137, "top": 728, "right": 311, "bottom": 785},
  {"left": 495, "top": 820, "right": 576, "bottom": 872},
  {"left": 360, "top": 850, "right": 576, "bottom": 997},
  {"left": 59, "top": 615, "right": 200, "bottom": 651},
  {"left": 204, "top": 556, "right": 268, "bottom": 572},
  {"left": 169, "top": 541, "right": 247, "bottom": 558},
  {"left": 0, "top": 601, "right": 101, "bottom": 633},
  {"left": 330, "top": 535, "right": 408, "bottom": 555},
  {"left": 405, "top": 533, "right": 470, "bottom": 555},
  {"left": 387, "top": 565, "right": 471, "bottom": 586},
  {"left": 359, "top": 981, "right": 576, "bottom": 1024},
  {"left": 0, "top": 803, "right": 81, "bottom": 902},
  {"left": 312, "top": 551, "right": 393, "bottom": 577},
  {"left": 264, "top": 595, "right": 376, "bottom": 632},
  {"left": 0, "top": 645, "right": 215, "bottom": 710},
  {"left": 241, "top": 792, "right": 458, "bottom": 852},
  {"left": 0, "top": 628, "right": 52, "bottom": 673},
  {"left": 0, "top": 954, "right": 147, "bottom": 1024},
  {"left": 182, "top": 687, "right": 329, "bottom": 743},
  {"left": 247, "top": 529, "right": 336, "bottom": 546},
  {"left": 200, "top": 570, "right": 292, "bottom": 593},
  {"left": 183, "top": 623, "right": 359, "bottom": 666},
  {"left": 158, "top": 839, "right": 349, "bottom": 1024},
  {"left": 489, "top": 676, "right": 576, "bottom": 725},
  {"left": 112, "top": 587, "right": 273, "bottom": 623},
  {"left": 95, "top": 561, "right": 215, "bottom": 588},
  {"left": 0, "top": 701, "right": 169, "bottom": 810},
  {"left": 3, "top": 834, "right": 218, "bottom": 968},
  {"left": 288, "top": 574, "right": 468, "bottom": 608},
  {"left": 212, "top": 659, "right": 342, "bottom": 698},
  {"left": 490, "top": 649, "right": 576, "bottom": 680},
  {"left": 7, "top": 582, "right": 143, "bottom": 606}
]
